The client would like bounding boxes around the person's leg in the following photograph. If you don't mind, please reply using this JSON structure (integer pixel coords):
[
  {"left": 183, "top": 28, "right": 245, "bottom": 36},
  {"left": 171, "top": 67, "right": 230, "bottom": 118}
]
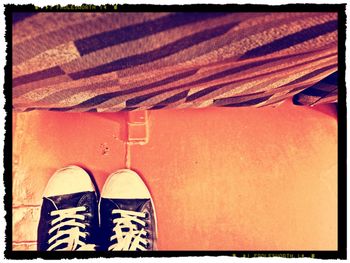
[
  {"left": 37, "top": 166, "right": 98, "bottom": 251},
  {"left": 99, "top": 169, "right": 157, "bottom": 251}
]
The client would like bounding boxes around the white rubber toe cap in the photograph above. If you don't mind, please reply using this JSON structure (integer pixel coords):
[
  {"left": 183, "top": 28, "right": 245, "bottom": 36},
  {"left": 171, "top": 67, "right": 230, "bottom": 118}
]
[
  {"left": 43, "top": 166, "right": 95, "bottom": 197},
  {"left": 101, "top": 169, "right": 151, "bottom": 199}
]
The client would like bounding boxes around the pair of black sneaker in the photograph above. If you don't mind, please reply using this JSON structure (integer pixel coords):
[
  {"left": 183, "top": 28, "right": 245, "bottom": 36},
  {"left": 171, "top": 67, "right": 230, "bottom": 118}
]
[{"left": 37, "top": 166, "right": 157, "bottom": 251}]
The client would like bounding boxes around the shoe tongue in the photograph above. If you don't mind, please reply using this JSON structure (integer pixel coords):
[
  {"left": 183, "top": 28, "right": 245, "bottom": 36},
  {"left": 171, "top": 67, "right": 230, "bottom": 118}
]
[
  {"left": 47, "top": 192, "right": 88, "bottom": 210},
  {"left": 112, "top": 199, "right": 149, "bottom": 212}
]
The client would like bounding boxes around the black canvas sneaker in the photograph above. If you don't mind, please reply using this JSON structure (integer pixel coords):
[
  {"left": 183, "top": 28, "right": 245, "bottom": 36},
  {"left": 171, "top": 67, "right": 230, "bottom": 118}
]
[
  {"left": 99, "top": 169, "right": 157, "bottom": 251},
  {"left": 37, "top": 166, "right": 98, "bottom": 251}
]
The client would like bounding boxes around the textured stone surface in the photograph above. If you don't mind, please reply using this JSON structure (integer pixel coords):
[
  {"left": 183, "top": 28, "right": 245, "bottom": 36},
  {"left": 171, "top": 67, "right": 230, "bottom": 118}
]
[
  {"left": 13, "top": 242, "right": 37, "bottom": 251},
  {"left": 12, "top": 111, "right": 128, "bottom": 206},
  {"left": 11, "top": 101, "right": 338, "bottom": 250},
  {"left": 130, "top": 101, "right": 338, "bottom": 250},
  {"left": 12, "top": 206, "right": 41, "bottom": 242}
]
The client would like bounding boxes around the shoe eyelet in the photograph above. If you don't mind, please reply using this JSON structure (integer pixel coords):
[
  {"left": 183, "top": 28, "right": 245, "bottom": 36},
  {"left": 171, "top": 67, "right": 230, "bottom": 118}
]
[
  {"left": 145, "top": 242, "right": 150, "bottom": 249},
  {"left": 144, "top": 222, "right": 148, "bottom": 228},
  {"left": 144, "top": 212, "right": 149, "bottom": 219},
  {"left": 145, "top": 231, "right": 150, "bottom": 238}
]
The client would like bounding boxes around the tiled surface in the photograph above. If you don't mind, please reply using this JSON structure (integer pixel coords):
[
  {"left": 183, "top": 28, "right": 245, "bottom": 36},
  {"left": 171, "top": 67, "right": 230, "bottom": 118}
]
[
  {"left": 129, "top": 103, "right": 337, "bottom": 250},
  {"left": 12, "top": 101, "right": 337, "bottom": 250},
  {"left": 12, "top": 111, "right": 128, "bottom": 250},
  {"left": 12, "top": 206, "right": 41, "bottom": 242},
  {"left": 12, "top": 111, "right": 128, "bottom": 206},
  {"left": 12, "top": 242, "right": 37, "bottom": 251}
]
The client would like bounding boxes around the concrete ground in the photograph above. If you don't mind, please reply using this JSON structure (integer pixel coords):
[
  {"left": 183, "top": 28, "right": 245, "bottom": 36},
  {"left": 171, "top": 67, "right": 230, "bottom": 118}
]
[{"left": 12, "top": 99, "right": 337, "bottom": 250}]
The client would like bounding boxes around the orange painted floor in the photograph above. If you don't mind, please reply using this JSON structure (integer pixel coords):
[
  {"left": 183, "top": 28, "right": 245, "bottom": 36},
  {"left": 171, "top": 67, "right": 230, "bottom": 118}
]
[{"left": 12, "top": 100, "right": 338, "bottom": 251}]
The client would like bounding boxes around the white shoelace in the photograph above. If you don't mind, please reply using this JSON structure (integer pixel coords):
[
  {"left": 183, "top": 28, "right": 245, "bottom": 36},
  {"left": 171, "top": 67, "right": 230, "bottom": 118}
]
[
  {"left": 109, "top": 209, "right": 149, "bottom": 251},
  {"left": 47, "top": 206, "right": 96, "bottom": 251}
]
